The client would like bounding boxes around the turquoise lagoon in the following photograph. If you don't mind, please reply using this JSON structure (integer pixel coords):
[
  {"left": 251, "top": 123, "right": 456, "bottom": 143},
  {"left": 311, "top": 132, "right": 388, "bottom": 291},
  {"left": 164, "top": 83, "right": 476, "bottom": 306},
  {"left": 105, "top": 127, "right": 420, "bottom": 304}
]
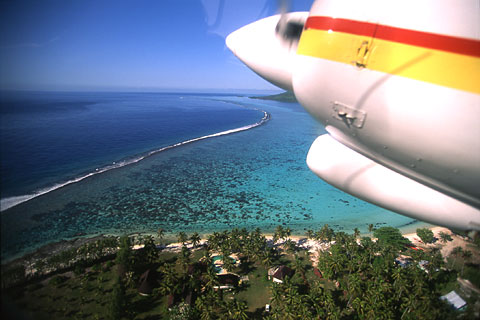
[{"left": 0, "top": 92, "right": 426, "bottom": 262}]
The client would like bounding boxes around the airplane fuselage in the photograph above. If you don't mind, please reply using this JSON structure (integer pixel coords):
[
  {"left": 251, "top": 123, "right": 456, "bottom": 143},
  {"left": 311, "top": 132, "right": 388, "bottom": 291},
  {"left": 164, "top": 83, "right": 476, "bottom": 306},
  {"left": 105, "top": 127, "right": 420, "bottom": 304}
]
[{"left": 227, "top": 0, "right": 480, "bottom": 231}]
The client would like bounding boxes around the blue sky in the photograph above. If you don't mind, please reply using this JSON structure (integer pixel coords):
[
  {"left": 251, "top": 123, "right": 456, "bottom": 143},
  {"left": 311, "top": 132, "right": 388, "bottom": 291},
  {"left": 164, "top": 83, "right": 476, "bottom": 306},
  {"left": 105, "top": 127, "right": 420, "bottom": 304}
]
[{"left": 0, "top": 0, "right": 313, "bottom": 92}]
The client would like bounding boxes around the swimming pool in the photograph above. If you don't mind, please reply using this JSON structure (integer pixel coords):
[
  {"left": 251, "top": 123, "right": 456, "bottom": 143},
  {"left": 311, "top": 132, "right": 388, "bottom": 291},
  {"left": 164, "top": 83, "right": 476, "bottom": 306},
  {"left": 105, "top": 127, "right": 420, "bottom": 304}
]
[{"left": 212, "top": 255, "right": 237, "bottom": 264}]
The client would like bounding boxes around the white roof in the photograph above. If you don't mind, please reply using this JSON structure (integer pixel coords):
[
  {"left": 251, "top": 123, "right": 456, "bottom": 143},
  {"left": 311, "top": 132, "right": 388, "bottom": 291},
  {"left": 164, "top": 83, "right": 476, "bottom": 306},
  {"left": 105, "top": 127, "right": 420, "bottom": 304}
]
[{"left": 441, "top": 291, "right": 466, "bottom": 310}]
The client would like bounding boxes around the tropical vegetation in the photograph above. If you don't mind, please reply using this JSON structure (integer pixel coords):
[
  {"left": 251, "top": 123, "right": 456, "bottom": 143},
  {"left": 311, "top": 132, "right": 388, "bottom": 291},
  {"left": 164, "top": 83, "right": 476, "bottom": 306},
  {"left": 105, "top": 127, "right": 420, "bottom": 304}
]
[{"left": 1, "top": 225, "right": 479, "bottom": 319}]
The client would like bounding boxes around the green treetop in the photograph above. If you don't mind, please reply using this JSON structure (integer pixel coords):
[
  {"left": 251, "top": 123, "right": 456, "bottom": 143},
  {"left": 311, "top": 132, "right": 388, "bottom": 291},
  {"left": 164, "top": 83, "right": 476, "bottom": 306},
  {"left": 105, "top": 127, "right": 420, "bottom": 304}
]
[
  {"left": 416, "top": 228, "right": 435, "bottom": 244},
  {"left": 373, "top": 227, "right": 411, "bottom": 251}
]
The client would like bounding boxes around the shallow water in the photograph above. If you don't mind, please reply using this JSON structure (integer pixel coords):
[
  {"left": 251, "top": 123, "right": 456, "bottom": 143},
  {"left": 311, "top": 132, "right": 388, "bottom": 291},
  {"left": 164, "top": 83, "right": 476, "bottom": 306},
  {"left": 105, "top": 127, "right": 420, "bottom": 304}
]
[{"left": 1, "top": 93, "right": 427, "bottom": 262}]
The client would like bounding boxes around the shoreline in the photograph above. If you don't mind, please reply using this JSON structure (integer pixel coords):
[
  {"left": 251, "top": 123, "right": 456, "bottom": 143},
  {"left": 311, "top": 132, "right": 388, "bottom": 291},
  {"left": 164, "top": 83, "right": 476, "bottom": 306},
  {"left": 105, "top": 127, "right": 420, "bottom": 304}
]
[
  {"left": 0, "top": 217, "right": 429, "bottom": 265},
  {"left": 402, "top": 226, "right": 474, "bottom": 259},
  {"left": 4, "top": 224, "right": 469, "bottom": 274}
]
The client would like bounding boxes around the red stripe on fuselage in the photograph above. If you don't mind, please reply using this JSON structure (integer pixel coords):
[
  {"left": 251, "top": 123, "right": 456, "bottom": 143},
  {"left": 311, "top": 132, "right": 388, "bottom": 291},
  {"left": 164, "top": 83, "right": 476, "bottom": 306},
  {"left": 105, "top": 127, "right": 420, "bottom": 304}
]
[{"left": 305, "top": 16, "right": 480, "bottom": 58}]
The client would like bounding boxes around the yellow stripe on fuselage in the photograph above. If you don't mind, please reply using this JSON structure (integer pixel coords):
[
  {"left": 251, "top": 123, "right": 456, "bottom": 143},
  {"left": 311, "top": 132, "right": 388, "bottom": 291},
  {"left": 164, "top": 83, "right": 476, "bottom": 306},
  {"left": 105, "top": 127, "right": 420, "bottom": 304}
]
[{"left": 297, "top": 29, "right": 480, "bottom": 94}]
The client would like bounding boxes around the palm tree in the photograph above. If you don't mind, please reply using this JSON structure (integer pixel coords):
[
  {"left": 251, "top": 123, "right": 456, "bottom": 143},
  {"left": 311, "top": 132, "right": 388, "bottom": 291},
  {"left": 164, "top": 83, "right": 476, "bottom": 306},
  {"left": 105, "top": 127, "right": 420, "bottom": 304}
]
[
  {"left": 203, "top": 245, "right": 212, "bottom": 261},
  {"left": 322, "top": 290, "right": 341, "bottom": 320},
  {"left": 400, "top": 292, "right": 419, "bottom": 320},
  {"left": 346, "top": 273, "right": 362, "bottom": 306},
  {"left": 159, "top": 263, "right": 179, "bottom": 296},
  {"left": 305, "top": 229, "right": 314, "bottom": 240},
  {"left": 237, "top": 228, "right": 249, "bottom": 246},
  {"left": 330, "top": 258, "right": 343, "bottom": 280},
  {"left": 391, "top": 267, "right": 406, "bottom": 298},
  {"left": 410, "top": 268, "right": 428, "bottom": 297},
  {"left": 450, "top": 246, "right": 463, "bottom": 268},
  {"left": 282, "top": 277, "right": 299, "bottom": 306},
  {"left": 207, "top": 233, "right": 219, "bottom": 250},
  {"left": 270, "top": 282, "right": 284, "bottom": 306},
  {"left": 204, "top": 266, "right": 219, "bottom": 290},
  {"left": 307, "top": 287, "right": 325, "bottom": 318},
  {"left": 461, "top": 250, "right": 472, "bottom": 275},
  {"left": 141, "top": 235, "right": 158, "bottom": 265},
  {"left": 179, "top": 246, "right": 191, "bottom": 273},
  {"left": 317, "top": 224, "right": 334, "bottom": 242},
  {"left": 177, "top": 231, "right": 188, "bottom": 246},
  {"left": 262, "top": 249, "right": 274, "bottom": 269},
  {"left": 293, "top": 254, "right": 307, "bottom": 285},
  {"left": 108, "top": 276, "right": 126, "bottom": 320},
  {"left": 285, "top": 239, "right": 297, "bottom": 255},
  {"left": 250, "top": 235, "right": 266, "bottom": 261},
  {"left": 439, "top": 231, "right": 453, "bottom": 243},
  {"left": 220, "top": 230, "right": 230, "bottom": 250},
  {"left": 285, "top": 227, "right": 291, "bottom": 239},
  {"left": 223, "top": 255, "right": 236, "bottom": 273},
  {"left": 229, "top": 228, "right": 243, "bottom": 253},
  {"left": 227, "top": 299, "right": 249, "bottom": 320},
  {"left": 195, "top": 295, "right": 215, "bottom": 320},
  {"left": 368, "top": 224, "right": 374, "bottom": 233},
  {"left": 274, "top": 225, "right": 285, "bottom": 243},
  {"left": 351, "top": 296, "right": 367, "bottom": 318},
  {"left": 190, "top": 232, "right": 201, "bottom": 249},
  {"left": 416, "top": 228, "right": 434, "bottom": 244},
  {"left": 353, "top": 228, "right": 360, "bottom": 238},
  {"left": 157, "top": 228, "right": 165, "bottom": 243},
  {"left": 282, "top": 302, "right": 299, "bottom": 320},
  {"left": 115, "top": 235, "right": 132, "bottom": 277}
]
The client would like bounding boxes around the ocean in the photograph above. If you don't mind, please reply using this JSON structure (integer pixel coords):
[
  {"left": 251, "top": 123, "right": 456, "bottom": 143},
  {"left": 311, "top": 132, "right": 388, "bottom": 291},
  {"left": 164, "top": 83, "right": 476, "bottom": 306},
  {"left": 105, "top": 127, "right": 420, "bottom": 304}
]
[{"left": 0, "top": 91, "right": 425, "bottom": 262}]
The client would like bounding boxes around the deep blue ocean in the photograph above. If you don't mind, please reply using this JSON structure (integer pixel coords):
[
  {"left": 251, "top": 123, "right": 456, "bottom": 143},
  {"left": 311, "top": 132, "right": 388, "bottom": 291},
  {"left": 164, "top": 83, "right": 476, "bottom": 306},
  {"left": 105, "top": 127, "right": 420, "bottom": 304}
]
[{"left": 0, "top": 91, "right": 427, "bottom": 261}]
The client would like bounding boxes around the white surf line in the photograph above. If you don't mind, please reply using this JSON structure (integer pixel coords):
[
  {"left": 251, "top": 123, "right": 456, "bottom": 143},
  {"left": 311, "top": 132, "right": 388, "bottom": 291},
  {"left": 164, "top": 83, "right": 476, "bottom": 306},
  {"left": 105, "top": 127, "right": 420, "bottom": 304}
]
[{"left": 0, "top": 110, "right": 270, "bottom": 212}]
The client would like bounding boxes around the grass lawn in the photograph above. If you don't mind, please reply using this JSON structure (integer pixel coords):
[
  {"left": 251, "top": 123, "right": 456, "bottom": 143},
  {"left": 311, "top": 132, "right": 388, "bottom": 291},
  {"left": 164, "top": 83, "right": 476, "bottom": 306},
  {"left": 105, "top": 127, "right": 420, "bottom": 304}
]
[
  {"left": 10, "top": 263, "right": 118, "bottom": 319},
  {"left": 3, "top": 246, "right": 339, "bottom": 319},
  {"left": 128, "top": 292, "right": 168, "bottom": 319},
  {"left": 235, "top": 262, "right": 271, "bottom": 312},
  {"left": 5, "top": 235, "right": 478, "bottom": 319}
]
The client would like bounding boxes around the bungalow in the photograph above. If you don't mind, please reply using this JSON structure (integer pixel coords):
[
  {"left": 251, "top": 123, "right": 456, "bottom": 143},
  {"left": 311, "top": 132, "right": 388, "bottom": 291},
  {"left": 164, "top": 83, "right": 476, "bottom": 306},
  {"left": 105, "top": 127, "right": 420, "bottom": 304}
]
[
  {"left": 213, "top": 273, "right": 240, "bottom": 291},
  {"left": 441, "top": 291, "right": 467, "bottom": 310},
  {"left": 138, "top": 269, "right": 158, "bottom": 296},
  {"left": 268, "top": 265, "right": 294, "bottom": 283}
]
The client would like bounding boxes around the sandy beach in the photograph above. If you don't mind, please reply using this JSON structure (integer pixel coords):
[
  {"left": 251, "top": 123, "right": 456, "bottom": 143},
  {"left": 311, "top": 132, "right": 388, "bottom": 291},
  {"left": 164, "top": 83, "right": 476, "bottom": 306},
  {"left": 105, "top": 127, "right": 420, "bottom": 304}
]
[
  {"left": 4, "top": 225, "right": 478, "bottom": 278},
  {"left": 159, "top": 226, "right": 479, "bottom": 267},
  {"left": 403, "top": 226, "right": 480, "bottom": 264}
]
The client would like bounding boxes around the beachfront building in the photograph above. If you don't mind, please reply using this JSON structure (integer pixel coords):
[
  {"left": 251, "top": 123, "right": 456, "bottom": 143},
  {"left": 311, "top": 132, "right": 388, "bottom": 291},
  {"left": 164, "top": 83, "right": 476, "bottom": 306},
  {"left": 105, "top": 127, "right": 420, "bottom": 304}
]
[
  {"left": 213, "top": 274, "right": 240, "bottom": 291},
  {"left": 441, "top": 291, "right": 467, "bottom": 310},
  {"left": 138, "top": 269, "right": 158, "bottom": 296},
  {"left": 268, "top": 265, "right": 294, "bottom": 284}
]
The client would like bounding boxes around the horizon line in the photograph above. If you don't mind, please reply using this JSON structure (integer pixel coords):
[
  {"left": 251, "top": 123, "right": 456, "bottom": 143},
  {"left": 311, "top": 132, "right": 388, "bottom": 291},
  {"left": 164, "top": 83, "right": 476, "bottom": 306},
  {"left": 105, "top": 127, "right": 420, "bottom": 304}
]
[{"left": 0, "top": 87, "right": 284, "bottom": 94}]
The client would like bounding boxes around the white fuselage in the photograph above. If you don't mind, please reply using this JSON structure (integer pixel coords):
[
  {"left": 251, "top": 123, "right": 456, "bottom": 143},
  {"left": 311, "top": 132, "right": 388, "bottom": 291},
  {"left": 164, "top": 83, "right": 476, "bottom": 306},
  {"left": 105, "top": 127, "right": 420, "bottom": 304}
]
[{"left": 227, "top": 0, "right": 480, "bottom": 231}]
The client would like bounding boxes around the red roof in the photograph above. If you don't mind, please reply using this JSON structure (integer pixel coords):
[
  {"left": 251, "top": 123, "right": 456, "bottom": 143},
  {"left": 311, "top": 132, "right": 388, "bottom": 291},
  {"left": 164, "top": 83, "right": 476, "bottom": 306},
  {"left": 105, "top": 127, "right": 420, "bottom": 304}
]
[
  {"left": 313, "top": 267, "right": 322, "bottom": 278},
  {"left": 273, "top": 266, "right": 294, "bottom": 280}
]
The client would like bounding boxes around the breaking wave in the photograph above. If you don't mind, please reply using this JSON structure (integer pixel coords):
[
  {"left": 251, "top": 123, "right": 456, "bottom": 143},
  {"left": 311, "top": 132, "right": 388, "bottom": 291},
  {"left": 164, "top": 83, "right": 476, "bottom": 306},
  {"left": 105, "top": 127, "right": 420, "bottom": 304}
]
[{"left": 1, "top": 110, "right": 270, "bottom": 212}]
